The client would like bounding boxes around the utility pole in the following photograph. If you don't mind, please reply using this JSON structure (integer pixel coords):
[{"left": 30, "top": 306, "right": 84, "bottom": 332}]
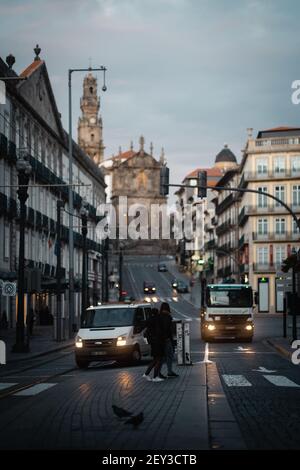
[
  {"left": 56, "top": 200, "right": 64, "bottom": 341},
  {"left": 119, "top": 246, "right": 124, "bottom": 301}
]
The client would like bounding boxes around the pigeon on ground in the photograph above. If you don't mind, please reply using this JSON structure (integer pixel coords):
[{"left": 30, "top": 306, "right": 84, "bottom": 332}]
[
  {"left": 124, "top": 412, "right": 144, "bottom": 427},
  {"left": 112, "top": 405, "right": 133, "bottom": 418}
]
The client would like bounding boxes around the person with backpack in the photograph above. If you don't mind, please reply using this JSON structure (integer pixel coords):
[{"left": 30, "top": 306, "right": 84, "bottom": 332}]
[{"left": 142, "top": 307, "right": 165, "bottom": 382}]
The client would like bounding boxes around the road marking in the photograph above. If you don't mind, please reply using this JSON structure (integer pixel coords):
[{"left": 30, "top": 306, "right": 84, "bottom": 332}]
[
  {"left": 13, "top": 383, "right": 57, "bottom": 396},
  {"left": 263, "top": 375, "right": 300, "bottom": 387},
  {"left": 252, "top": 366, "right": 277, "bottom": 373},
  {"left": 0, "top": 383, "right": 17, "bottom": 391},
  {"left": 200, "top": 342, "right": 213, "bottom": 364},
  {"left": 222, "top": 375, "right": 252, "bottom": 387},
  {"left": 235, "top": 346, "right": 251, "bottom": 352}
]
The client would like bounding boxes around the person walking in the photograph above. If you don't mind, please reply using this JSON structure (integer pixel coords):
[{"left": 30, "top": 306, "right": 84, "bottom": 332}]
[
  {"left": 160, "top": 302, "right": 179, "bottom": 378},
  {"left": 142, "top": 308, "right": 165, "bottom": 382}
]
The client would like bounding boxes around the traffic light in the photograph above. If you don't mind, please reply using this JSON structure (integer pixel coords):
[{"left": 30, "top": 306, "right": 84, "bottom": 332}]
[
  {"left": 160, "top": 165, "right": 169, "bottom": 196},
  {"left": 197, "top": 170, "right": 207, "bottom": 198}
]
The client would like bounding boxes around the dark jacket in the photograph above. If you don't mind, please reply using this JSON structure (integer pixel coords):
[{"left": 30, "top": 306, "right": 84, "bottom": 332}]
[
  {"left": 158, "top": 312, "right": 173, "bottom": 342},
  {"left": 145, "top": 314, "right": 165, "bottom": 357}
]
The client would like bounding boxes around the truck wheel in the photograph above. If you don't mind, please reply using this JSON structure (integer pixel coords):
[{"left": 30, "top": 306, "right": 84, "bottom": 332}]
[{"left": 76, "top": 358, "right": 90, "bottom": 369}]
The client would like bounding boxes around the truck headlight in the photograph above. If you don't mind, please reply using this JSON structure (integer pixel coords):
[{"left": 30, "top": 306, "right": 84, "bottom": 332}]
[
  {"left": 75, "top": 336, "right": 83, "bottom": 348},
  {"left": 117, "top": 335, "right": 127, "bottom": 346},
  {"left": 245, "top": 325, "right": 253, "bottom": 331},
  {"left": 207, "top": 324, "right": 216, "bottom": 331}
]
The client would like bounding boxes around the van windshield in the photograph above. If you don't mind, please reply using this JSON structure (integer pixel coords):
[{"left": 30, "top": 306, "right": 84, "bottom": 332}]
[
  {"left": 206, "top": 287, "right": 253, "bottom": 308},
  {"left": 82, "top": 308, "right": 136, "bottom": 328}
]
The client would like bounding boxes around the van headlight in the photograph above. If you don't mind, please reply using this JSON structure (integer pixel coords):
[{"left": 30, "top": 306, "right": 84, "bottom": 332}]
[
  {"left": 75, "top": 336, "right": 83, "bottom": 348},
  {"left": 117, "top": 335, "right": 127, "bottom": 346},
  {"left": 207, "top": 324, "right": 216, "bottom": 331},
  {"left": 245, "top": 325, "right": 253, "bottom": 331}
]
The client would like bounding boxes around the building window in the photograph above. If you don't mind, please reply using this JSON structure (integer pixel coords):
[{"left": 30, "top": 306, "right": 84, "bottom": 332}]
[
  {"left": 293, "top": 219, "right": 299, "bottom": 234},
  {"left": 275, "top": 246, "right": 286, "bottom": 264},
  {"left": 257, "top": 187, "right": 268, "bottom": 208},
  {"left": 275, "top": 185, "right": 285, "bottom": 207},
  {"left": 257, "top": 218, "right": 268, "bottom": 235},
  {"left": 256, "top": 159, "right": 268, "bottom": 175},
  {"left": 274, "top": 157, "right": 285, "bottom": 175},
  {"left": 275, "top": 218, "right": 286, "bottom": 234},
  {"left": 291, "top": 156, "right": 300, "bottom": 176},
  {"left": 292, "top": 185, "right": 300, "bottom": 206},
  {"left": 257, "top": 246, "right": 269, "bottom": 265},
  {"left": 91, "top": 133, "right": 94, "bottom": 142}
]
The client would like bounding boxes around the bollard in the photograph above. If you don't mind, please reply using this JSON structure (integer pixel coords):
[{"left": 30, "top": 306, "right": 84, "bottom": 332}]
[{"left": 176, "top": 321, "right": 192, "bottom": 365}]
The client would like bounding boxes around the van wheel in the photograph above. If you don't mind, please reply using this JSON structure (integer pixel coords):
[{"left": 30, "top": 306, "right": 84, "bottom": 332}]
[
  {"left": 76, "top": 358, "right": 90, "bottom": 369},
  {"left": 131, "top": 346, "right": 141, "bottom": 364}
]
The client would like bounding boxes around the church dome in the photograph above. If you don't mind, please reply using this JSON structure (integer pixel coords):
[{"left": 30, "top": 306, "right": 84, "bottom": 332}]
[{"left": 215, "top": 144, "right": 237, "bottom": 164}]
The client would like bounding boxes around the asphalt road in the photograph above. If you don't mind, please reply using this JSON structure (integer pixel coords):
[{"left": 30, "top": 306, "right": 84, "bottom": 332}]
[{"left": 0, "top": 255, "right": 299, "bottom": 450}]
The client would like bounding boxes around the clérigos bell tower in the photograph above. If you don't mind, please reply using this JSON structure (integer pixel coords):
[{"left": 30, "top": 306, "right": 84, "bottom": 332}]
[{"left": 78, "top": 73, "right": 105, "bottom": 165}]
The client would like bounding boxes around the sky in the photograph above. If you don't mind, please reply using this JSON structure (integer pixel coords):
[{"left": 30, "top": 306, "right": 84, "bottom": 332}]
[{"left": 1, "top": 0, "right": 300, "bottom": 197}]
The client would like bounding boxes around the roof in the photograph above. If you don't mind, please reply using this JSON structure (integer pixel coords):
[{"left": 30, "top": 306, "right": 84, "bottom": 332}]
[
  {"left": 20, "top": 59, "right": 43, "bottom": 78},
  {"left": 257, "top": 126, "right": 300, "bottom": 139},
  {"left": 183, "top": 167, "right": 223, "bottom": 187},
  {"left": 215, "top": 145, "right": 237, "bottom": 163}
]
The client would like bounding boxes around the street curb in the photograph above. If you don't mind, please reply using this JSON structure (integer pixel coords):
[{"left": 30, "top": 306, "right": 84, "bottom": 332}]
[
  {"left": 265, "top": 339, "right": 291, "bottom": 360},
  {"left": 6, "top": 340, "right": 73, "bottom": 364},
  {"left": 206, "top": 362, "right": 246, "bottom": 450}
]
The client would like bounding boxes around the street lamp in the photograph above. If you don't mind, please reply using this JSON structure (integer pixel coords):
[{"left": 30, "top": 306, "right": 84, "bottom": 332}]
[
  {"left": 80, "top": 199, "right": 89, "bottom": 325},
  {"left": 118, "top": 243, "right": 124, "bottom": 301},
  {"left": 12, "top": 151, "right": 32, "bottom": 353},
  {"left": 68, "top": 65, "right": 107, "bottom": 337}
]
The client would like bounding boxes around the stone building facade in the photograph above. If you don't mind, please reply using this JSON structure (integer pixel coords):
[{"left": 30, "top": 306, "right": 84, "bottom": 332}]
[{"left": 0, "top": 48, "right": 106, "bottom": 334}]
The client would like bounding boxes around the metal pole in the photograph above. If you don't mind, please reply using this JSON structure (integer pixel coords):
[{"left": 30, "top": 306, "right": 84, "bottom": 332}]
[
  {"left": 81, "top": 213, "right": 87, "bottom": 325},
  {"left": 292, "top": 265, "right": 297, "bottom": 341},
  {"left": 119, "top": 247, "right": 123, "bottom": 301},
  {"left": 56, "top": 200, "right": 62, "bottom": 341},
  {"left": 68, "top": 70, "right": 75, "bottom": 337},
  {"left": 105, "top": 237, "right": 109, "bottom": 302},
  {"left": 12, "top": 171, "right": 29, "bottom": 352}
]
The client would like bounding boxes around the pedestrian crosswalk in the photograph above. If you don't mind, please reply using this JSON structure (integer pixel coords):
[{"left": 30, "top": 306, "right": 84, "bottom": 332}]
[
  {"left": 0, "top": 382, "right": 58, "bottom": 396},
  {"left": 222, "top": 374, "right": 300, "bottom": 388}
]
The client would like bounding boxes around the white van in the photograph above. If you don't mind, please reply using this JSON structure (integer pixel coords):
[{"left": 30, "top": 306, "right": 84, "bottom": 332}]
[{"left": 74, "top": 302, "right": 153, "bottom": 368}]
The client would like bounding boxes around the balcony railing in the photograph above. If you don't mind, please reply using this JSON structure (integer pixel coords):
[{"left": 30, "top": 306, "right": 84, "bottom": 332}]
[
  {"left": 244, "top": 169, "right": 300, "bottom": 181},
  {"left": 253, "top": 262, "right": 282, "bottom": 273},
  {"left": 252, "top": 231, "right": 300, "bottom": 241},
  {"left": 216, "top": 218, "right": 233, "bottom": 236},
  {"left": 239, "top": 204, "right": 300, "bottom": 224},
  {"left": 204, "top": 239, "right": 216, "bottom": 250},
  {"left": 255, "top": 137, "right": 300, "bottom": 148},
  {"left": 216, "top": 193, "right": 234, "bottom": 215}
]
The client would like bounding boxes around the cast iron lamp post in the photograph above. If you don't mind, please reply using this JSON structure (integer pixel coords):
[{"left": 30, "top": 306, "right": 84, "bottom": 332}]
[
  {"left": 12, "top": 152, "right": 32, "bottom": 353},
  {"left": 80, "top": 200, "right": 89, "bottom": 325}
]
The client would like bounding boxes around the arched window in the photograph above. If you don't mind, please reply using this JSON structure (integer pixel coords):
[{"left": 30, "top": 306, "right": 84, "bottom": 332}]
[{"left": 89, "top": 86, "right": 93, "bottom": 94}]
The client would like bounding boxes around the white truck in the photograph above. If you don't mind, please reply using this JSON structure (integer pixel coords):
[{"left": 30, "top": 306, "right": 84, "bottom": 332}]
[{"left": 201, "top": 284, "right": 254, "bottom": 342}]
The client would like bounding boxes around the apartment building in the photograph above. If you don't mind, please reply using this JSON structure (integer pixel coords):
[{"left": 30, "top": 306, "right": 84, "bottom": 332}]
[
  {"left": 238, "top": 127, "right": 300, "bottom": 313},
  {"left": 0, "top": 49, "right": 106, "bottom": 332}
]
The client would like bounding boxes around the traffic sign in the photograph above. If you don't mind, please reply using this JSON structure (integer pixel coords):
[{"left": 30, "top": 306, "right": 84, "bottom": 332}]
[{"left": 2, "top": 282, "right": 17, "bottom": 296}]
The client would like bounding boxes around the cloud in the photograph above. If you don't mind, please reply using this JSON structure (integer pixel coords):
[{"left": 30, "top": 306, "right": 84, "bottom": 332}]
[{"left": 1, "top": 0, "right": 300, "bottom": 189}]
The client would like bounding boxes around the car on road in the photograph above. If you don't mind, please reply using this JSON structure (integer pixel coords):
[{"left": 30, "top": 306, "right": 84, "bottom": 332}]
[
  {"left": 175, "top": 280, "right": 189, "bottom": 293},
  {"left": 75, "top": 302, "right": 153, "bottom": 368},
  {"left": 143, "top": 281, "right": 156, "bottom": 294},
  {"left": 171, "top": 279, "right": 178, "bottom": 289},
  {"left": 158, "top": 262, "right": 167, "bottom": 272}
]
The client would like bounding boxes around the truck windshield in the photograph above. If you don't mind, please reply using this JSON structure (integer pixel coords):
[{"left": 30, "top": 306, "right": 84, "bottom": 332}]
[
  {"left": 206, "top": 287, "right": 253, "bottom": 308},
  {"left": 82, "top": 308, "right": 136, "bottom": 328}
]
